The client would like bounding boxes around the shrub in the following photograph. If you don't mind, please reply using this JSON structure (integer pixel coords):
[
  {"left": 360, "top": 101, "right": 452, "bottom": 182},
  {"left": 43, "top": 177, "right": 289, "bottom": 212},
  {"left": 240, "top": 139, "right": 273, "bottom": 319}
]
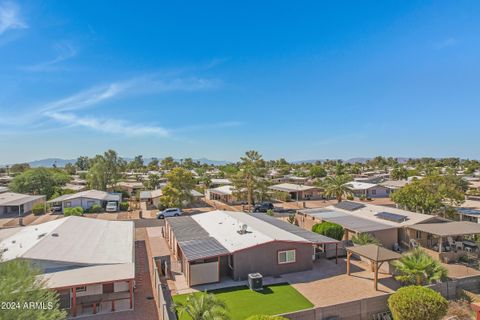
[
  {"left": 346, "top": 195, "right": 354, "bottom": 200},
  {"left": 287, "top": 214, "right": 296, "bottom": 225},
  {"left": 352, "top": 233, "right": 381, "bottom": 246},
  {"left": 312, "top": 222, "right": 344, "bottom": 241},
  {"left": 64, "top": 207, "right": 84, "bottom": 216},
  {"left": 445, "top": 300, "right": 474, "bottom": 320},
  {"left": 359, "top": 194, "right": 366, "bottom": 201},
  {"left": 86, "top": 204, "right": 103, "bottom": 213},
  {"left": 32, "top": 203, "right": 46, "bottom": 216},
  {"left": 119, "top": 201, "right": 129, "bottom": 211},
  {"left": 388, "top": 286, "right": 448, "bottom": 320},
  {"left": 246, "top": 316, "right": 288, "bottom": 320},
  {"left": 266, "top": 209, "right": 274, "bottom": 216}
]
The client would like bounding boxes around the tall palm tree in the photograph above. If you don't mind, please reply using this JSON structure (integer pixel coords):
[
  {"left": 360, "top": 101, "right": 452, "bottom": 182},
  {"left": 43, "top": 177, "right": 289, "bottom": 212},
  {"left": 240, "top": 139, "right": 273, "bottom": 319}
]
[
  {"left": 232, "top": 151, "right": 266, "bottom": 211},
  {"left": 392, "top": 248, "right": 448, "bottom": 285},
  {"left": 321, "top": 175, "right": 353, "bottom": 203},
  {"left": 173, "top": 292, "right": 230, "bottom": 320}
]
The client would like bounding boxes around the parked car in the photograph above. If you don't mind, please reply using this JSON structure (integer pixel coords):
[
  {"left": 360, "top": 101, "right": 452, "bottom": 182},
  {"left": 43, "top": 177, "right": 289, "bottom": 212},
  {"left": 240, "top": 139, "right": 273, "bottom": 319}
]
[
  {"left": 253, "top": 202, "right": 274, "bottom": 213},
  {"left": 157, "top": 208, "right": 182, "bottom": 219},
  {"left": 105, "top": 202, "right": 118, "bottom": 212}
]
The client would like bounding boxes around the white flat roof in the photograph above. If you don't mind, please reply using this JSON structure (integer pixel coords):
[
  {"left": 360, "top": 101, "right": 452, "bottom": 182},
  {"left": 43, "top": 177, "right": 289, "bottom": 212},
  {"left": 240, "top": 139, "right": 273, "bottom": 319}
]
[
  {"left": 191, "top": 210, "right": 308, "bottom": 252},
  {"left": 269, "top": 183, "right": 318, "bottom": 193},
  {"left": 0, "top": 216, "right": 134, "bottom": 265},
  {"left": 48, "top": 190, "right": 121, "bottom": 203},
  {"left": 324, "top": 202, "right": 438, "bottom": 227},
  {"left": 344, "top": 182, "right": 379, "bottom": 190},
  {"left": 0, "top": 192, "right": 45, "bottom": 206},
  {"left": 211, "top": 178, "right": 232, "bottom": 185},
  {"left": 208, "top": 185, "right": 234, "bottom": 196}
]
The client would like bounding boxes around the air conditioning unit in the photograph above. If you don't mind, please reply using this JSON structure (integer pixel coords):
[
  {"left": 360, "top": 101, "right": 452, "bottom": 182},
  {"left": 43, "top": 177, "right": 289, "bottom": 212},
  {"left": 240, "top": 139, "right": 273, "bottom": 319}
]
[{"left": 248, "top": 273, "right": 263, "bottom": 291}]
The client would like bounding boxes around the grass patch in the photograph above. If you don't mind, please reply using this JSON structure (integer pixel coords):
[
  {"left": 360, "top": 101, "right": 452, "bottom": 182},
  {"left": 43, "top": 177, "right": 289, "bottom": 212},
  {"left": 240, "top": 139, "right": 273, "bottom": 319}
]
[{"left": 172, "top": 283, "right": 313, "bottom": 320}]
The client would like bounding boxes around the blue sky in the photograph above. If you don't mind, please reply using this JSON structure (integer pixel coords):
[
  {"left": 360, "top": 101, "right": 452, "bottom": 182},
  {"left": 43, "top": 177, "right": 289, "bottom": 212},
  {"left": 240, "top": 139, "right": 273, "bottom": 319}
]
[{"left": 1, "top": 1, "right": 479, "bottom": 163}]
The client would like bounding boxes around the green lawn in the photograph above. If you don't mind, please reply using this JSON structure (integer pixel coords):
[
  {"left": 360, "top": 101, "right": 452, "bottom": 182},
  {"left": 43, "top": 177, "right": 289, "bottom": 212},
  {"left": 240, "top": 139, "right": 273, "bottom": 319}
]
[{"left": 172, "top": 283, "right": 314, "bottom": 320}]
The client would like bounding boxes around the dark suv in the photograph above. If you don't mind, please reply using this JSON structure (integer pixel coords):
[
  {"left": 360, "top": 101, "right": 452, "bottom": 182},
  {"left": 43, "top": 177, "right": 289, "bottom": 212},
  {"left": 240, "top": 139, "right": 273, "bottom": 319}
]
[{"left": 253, "top": 202, "right": 274, "bottom": 213}]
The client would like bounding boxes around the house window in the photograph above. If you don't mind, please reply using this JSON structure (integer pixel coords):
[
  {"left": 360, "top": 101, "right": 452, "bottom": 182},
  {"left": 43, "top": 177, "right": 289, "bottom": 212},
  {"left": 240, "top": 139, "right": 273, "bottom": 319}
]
[
  {"left": 65, "top": 202, "right": 72, "bottom": 208},
  {"left": 371, "top": 190, "right": 376, "bottom": 195},
  {"left": 75, "top": 286, "right": 86, "bottom": 293},
  {"left": 416, "top": 231, "right": 422, "bottom": 238},
  {"left": 278, "top": 250, "right": 296, "bottom": 264}
]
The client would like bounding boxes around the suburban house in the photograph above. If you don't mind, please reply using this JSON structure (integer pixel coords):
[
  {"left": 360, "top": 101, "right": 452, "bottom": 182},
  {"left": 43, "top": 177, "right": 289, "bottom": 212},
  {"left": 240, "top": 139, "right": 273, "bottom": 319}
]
[
  {"left": 344, "top": 182, "right": 391, "bottom": 198},
  {"left": 454, "top": 200, "right": 480, "bottom": 223},
  {"left": 140, "top": 189, "right": 163, "bottom": 208},
  {"left": 379, "top": 180, "right": 409, "bottom": 192},
  {"left": 297, "top": 201, "right": 444, "bottom": 250},
  {"left": 0, "top": 216, "right": 135, "bottom": 317},
  {"left": 353, "top": 173, "right": 390, "bottom": 184},
  {"left": 210, "top": 178, "right": 232, "bottom": 188},
  {"left": 48, "top": 190, "right": 122, "bottom": 213},
  {"left": 269, "top": 183, "right": 323, "bottom": 201},
  {"left": 114, "top": 181, "right": 145, "bottom": 197},
  {"left": 0, "top": 192, "right": 46, "bottom": 216},
  {"left": 63, "top": 183, "right": 88, "bottom": 192},
  {"left": 140, "top": 189, "right": 203, "bottom": 208},
  {"left": 164, "top": 210, "right": 339, "bottom": 286},
  {"left": 205, "top": 185, "right": 238, "bottom": 204},
  {"left": 270, "top": 175, "right": 309, "bottom": 184},
  {"left": 0, "top": 186, "right": 8, "bottom": 193},
  {"left": 0, "top": 175, "right": 13, "bottom": 186}
]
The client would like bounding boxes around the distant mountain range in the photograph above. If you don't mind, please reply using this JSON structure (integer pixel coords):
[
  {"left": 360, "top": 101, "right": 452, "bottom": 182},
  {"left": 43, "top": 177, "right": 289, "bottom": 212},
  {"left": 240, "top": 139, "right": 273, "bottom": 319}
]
[
  {"left": 1, "top": 157, "right": 230, "bottom": 168},
  {"left": 1, "top": 157, "right": 414, "bottom": 168}
]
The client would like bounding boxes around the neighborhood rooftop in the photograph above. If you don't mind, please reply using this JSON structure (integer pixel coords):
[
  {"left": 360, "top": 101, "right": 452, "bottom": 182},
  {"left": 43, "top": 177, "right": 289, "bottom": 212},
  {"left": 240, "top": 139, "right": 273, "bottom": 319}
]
[
  {"left": 269, "top": 183, "right": 318, "bottom": 192},
  {"left": 47, "top": 190, "right": 121, "bottom": 203},
  {"left": 167, "top": 210, "right": 339, "bottom": 261},
  {"left": 0, "top": 192, "right": 45, "bottom": 206},
  {"left": 408, "top": 221, "right": 480, "bottom": 237}
]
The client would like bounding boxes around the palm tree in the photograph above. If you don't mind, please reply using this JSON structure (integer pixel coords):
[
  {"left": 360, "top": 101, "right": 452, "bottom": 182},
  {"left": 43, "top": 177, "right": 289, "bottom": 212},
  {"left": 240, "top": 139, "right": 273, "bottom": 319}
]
[
  {"left": 351, "top": 233, "right": 381, "bottom": 246},
  {"left": 321, "top": 175, "right": 353, "bottom": 203},
  {"left": 392, "top": 248, "right": 448, "bottom": 285},
  {"left": 173, "top": 292, "right": 230, "bottom": 320},
  {"left": 232, "top": 151, "right": 266, "bottom": 211}
]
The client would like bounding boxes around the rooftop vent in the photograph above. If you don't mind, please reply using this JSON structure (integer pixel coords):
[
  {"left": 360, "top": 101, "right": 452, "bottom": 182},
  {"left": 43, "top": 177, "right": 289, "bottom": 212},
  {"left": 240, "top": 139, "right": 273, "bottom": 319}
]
[
  {"left": 37, "top": 233, "right": 47, "bottom": 239},
  {"left": 237, "top": 224, "right": 248, "bottom": 235},
  {"left": 51, "top": 233, "right": 59, "bottom": 237}
]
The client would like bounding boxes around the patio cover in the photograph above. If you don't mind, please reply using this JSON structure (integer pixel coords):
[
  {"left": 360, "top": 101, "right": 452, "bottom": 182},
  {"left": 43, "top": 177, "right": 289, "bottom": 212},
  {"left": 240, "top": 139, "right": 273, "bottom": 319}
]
[
  {"left": 346, "top": 244, "right": 402, "bottom": 263},
  {"left": 408, "top": 221, "right": 480, "bottom": 237},
  {"left": 346, "top": 244, "right": 401, "bottom": 291}
]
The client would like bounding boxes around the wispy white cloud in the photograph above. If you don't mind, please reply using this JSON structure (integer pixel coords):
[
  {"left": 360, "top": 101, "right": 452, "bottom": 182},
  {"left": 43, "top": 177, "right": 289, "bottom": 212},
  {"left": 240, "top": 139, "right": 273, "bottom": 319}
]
[
  {"left": 20, "top": 42, "right": 77, "bottom": 72},
  {"left": 0, "top": 1, "right": 27, "bottom": 35},
  {"left": 45, "top": 112, "right": 170, "bottom": 137},
  {"left": 436, "top": 37, "right": 457, "bottom": 49}
]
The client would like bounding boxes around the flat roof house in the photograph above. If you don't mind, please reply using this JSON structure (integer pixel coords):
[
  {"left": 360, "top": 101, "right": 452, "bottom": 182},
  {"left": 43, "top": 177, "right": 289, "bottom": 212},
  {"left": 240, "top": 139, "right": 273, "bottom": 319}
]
[
  {"left": 269, "top": 183, "right": 323, "bottom": 201},
  {"left": 205, "top": 185, "right": 238, "bottom": 204},
  {"left": 0, "top": 192, "right": 46, "bottom": 216},
  {"left": 165, "top": 210, "right": 339, "bottom": 287},
  {"left": 298, "top": 201, "right": 443, "bottom": 250},
  {"left": 114, "top": 181, "right": 145, "bottom": 197},
  {"left": 48, "top": 190, "right": 121, "bottom": 213},
  {"left": 0, "top": 216, "right": 135, "bottom": 317},
  {"left": 344, "top": 182, "right": 391, "bottom": 198}
]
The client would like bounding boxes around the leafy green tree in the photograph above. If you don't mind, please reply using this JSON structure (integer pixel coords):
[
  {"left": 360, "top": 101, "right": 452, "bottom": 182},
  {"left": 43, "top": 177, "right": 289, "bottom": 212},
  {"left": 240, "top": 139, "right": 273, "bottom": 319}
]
[
  {"left": 144, "top": 174, "right": 161, "bottom": 190},
  {"left": 160, "top": 168, "right": 196, "bottom": 208},
  {"left": 9, "top": 163, "right": 30, "bottom": 174},
  {"left": 173, "top": 292, "right": 230, "bottom": 320},
  {"left": 351, "top": 233, "right": 381, "bottom": 246},
  {"left": 87, "top": 150, "right": 122, "bottom": 190},
  {"left": 312, "top": 222, "right": 344, "bottom": 240},
  {"left": 129, "top": 155, "right": 144, "bottom": 170},
  {"left": 148, "top": 158, "right": 159, "bottom": 171},
  {"left": 161, "top": 156, "right": 177, "bottom": 170},
  {"left": 392, "top": 248, "right": 448, "bottom": 285},
  {"left": 388, "top": 286, "right": 448, "bottom": 320},
  {"left": 0, "top": 257, "right": 67, "bottom": 320},
  {"left": 9, "top": 168, "right": 70, "bottom": 199},
  {"left": 63, "top": 163, "right": 77, "bottom": 175},
  {"left": 391, "top": 175, "right": 465, "bottom": 215},
  {"left": 232, "top": 151, "right": 267, "bottom": 210},
  {"left": 32, "top": 203, "right": 46, "bottom": 216},
  {"left": 321, "top": 175, "right": 353, "bottom": 202},
  {"left": 309, "top": 165, "right": 327, "bottom": 179},
  {"left": 75, "top": 156, "right": 90, "bottom": 171},
  {"left": 391, "top": 166, "right": 408, "bottom": 180}
]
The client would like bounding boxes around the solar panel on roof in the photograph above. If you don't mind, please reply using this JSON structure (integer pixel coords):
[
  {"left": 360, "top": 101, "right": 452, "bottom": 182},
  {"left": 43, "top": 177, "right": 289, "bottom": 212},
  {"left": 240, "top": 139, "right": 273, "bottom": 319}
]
[
  {"left": 375, "top": 212, "right": 408, "bottom": 223},
  {"left": 333, "top": 201, "right": 366, "bottom": 211}
]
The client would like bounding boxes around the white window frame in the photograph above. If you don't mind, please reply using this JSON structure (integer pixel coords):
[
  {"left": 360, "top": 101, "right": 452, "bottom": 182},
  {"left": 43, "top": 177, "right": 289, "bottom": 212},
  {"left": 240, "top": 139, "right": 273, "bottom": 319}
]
[
  {"left": 75, "top": 286, "right": 86, "bottom": 293},
  {"left": 278, "top": 250, "right": 296, "bottom": 264}
]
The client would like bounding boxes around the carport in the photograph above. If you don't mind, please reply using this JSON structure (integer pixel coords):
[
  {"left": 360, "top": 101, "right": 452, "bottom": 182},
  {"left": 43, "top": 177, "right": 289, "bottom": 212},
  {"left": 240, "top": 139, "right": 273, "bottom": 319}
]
[{"left": 346, "top": 244, "right": 401, "bottom": 290}]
